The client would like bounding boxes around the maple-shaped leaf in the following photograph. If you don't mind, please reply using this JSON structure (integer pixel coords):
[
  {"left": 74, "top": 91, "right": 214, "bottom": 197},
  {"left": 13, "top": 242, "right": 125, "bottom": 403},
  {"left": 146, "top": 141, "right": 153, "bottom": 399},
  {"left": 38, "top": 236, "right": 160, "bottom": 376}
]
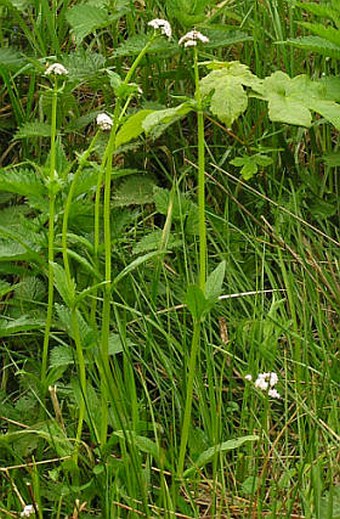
[
  {"left": 254, "top": 71, "right": 340, "bottom": 129},
  {"left": 200, "top": 62, "right": 262, "bottom": 126}
]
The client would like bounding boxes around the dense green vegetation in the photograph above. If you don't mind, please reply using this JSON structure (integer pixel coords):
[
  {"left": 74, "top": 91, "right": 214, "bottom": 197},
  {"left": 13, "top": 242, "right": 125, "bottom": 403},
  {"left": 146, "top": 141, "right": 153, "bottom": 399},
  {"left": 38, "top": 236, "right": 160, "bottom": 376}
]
[{"left": 0, "top": 0, "right": 339, "bottom": 517}]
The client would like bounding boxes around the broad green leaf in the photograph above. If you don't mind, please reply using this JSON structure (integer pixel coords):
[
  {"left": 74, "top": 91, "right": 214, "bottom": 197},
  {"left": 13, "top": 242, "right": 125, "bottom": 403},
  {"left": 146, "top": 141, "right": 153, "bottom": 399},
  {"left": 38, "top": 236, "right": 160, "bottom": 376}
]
[
  {"left": 205, "top": 260, "right": 226, "bottom": 302},
  {"left": 308, "top": 99, "right": 340, "bottom": 130},
  {"left": 200, "top": 64, "right": 260, "bottom": 126},
  {"left": 66, "top": 5, "right": 113, "bottom": 44},
  {"left": 116, "top": 109, "right": 154, "bottom": 147},
  {"left": 230, "top": 154, "right": 273, "bottom": 180},
  {"left": 142, "top": 103, "right": 193, "bottom": 134},
  {"left": 186, "top": 284, "right": 208, "bottom": 321},
  {"left": 183, "top": 435, "right": 259, "bottom": 477}
]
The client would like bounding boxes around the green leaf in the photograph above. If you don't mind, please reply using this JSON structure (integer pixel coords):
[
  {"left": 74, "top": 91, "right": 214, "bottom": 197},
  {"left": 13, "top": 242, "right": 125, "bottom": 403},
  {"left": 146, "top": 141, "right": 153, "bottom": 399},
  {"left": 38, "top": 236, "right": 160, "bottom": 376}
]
[
  {"left": 200, "top": 62, "right": 260, "bottom": 126},
  {"left": 112, "top": 175, "right": 156, "bottom": 207},
  {"left": 15, "top": 122, "right": 51, "bottom": 139},
  {"left": 113, "top": 250, "right": 166, "bottom": 287},
  {"left": 50, "top": 345, "right": 74, "bottom": 367},
  {"left": 0, "top": 47, "right": 25, "bottom": 69},
  {"left": 0, "top": 168, "right": 45, "bottom": 197},
  {"left": 52, "top": 262, "right": 76, "bottom": 307},
  {"left": 300, "top": 22, "right": 340, "bottom": 47},
  {"left": 308, "top": 99, "right": 340, "bottom": 130},
  {"left": 186, "top": 284, "right": 208, "bottom": 321},
  {"left": 183, "top": 435, "right": 259, "bottom": 477},
  {"left": 142, "top": 102, "right": 193, "bottom": 135},
  {"left": 285, "top": 36, "right": 340, "bottom": 59},
  {"left": 0, "top": 315, "right": 44, "bottom": 337},
  {"left": 205, "top": 260, "right": 226, "bottom": 302},
  {"left": 66, "top": 4, "right": 113, "bottom": 44},
  {"left": 116, "top": 109, "right": 154, "bottom": 147},
  {"left": 114, "top": 430, "right": 161, "bottom": 461}
]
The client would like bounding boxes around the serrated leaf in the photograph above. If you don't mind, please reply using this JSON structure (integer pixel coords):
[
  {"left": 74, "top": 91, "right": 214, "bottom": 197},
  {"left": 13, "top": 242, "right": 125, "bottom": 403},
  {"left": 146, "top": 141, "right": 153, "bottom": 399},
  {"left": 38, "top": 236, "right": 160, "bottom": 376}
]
[
  {"left": 52, "top": 262, "right": 75, "bottom": 307},
  {"left": 112, "top": 175, "right": 156, "bottom": 207},
  {"left": 112, "top": 34, "right": 178, "bottom": 58},
  {"left": 183, "top": 435, "right": 259, "bottom": 477},
  {"left": 200, "top": 66, "right": 255, "bottom": 126},
  {"left": 15, "top": 122, "right": 51, "bottom": 139},
  {"left": 301, "top": 22, "right": 340, "bottom": 47},
  {"left": 0, "top": 168, "right": 45, "bottom": 197},
  {"left": 66, "top": 4, "right": 111, "bottom": 44},
  {"left": 132, "top": 229, "right": 181, "bottom": 255},
  {"left": 116, "top": 109, "right": 154, "bottom": 147},
  {"left": 205, "top": 261, "right": 226, "bottom": 302},
  {"left": 285, "top": 36, "right": 340, "bottom": 59},
  {"left": 50, "top": 345, "right": 74, "bottom": 367}
]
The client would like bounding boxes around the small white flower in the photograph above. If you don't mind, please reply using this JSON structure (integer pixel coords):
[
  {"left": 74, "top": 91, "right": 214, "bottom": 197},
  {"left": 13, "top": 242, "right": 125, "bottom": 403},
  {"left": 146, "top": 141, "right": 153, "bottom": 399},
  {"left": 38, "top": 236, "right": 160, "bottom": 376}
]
[
  {"left": 254, "top": 374, "right": 269, "bottom": 391},
  {"left": 96, "top": 113, "right": 113, "bottom": 131},
  {"left": 45, "top": 63, "right": 69, "bottom": 76},
  {"left": 267, "top": 372, "right": 278, "bottom": 387},
  {"left": 20, "top": 504, "right": 36, "bottom": 517},
  {"left": 268, "top": 388, "right": 281, "bottom": 399},
  {"left": 178, "top": 30, "right": 209, "bottom": 48},
  {"left": 245, "top": 374, "right": 252, "bottom": 381},
  {"left": 148, "top": 18, "right": 172, "bottom": 39}
]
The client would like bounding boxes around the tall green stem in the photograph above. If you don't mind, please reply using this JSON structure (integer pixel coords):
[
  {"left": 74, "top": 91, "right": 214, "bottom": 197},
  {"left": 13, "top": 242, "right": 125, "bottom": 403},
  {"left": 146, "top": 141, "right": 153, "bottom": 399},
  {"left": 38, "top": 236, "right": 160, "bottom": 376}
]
[
  {"left": 194, "top": 47, "right": 206, "bottom": 291},
  {"left": 41, "top": 80, "right": 58, "bottom": 387},
  {"left": 177, "top": 319, "right": 201, "bottom": 478},
  {"left": 62, "top": 132, "right": 100, "bottom": 448},
  {"left": 177, "top": 47, "right": 207, "bottom": 478},
  {"left": 100, "top": 36, "right": 156, "bottom": 446}
]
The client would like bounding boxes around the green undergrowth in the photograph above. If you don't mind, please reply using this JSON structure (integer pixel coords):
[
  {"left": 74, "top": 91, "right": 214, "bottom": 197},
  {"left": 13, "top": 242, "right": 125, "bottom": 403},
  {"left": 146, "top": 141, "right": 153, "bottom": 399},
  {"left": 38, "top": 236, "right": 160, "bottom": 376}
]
[{"left": 0, "top": 0, "right": 339, "bottom": 518}]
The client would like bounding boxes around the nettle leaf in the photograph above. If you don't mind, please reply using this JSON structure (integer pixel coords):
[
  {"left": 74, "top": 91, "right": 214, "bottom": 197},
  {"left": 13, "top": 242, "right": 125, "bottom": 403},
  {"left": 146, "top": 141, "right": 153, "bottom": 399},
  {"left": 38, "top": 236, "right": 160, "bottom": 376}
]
[
  {"left": 255, "top": 71, "right": 340, "bottom": 129},
  {"left": 286, "top": 36, "right": 340, "bottom": 59},
  {"left": 200, "top": 63, "right": 260, "bottom": 126},
  {"left": 0, "top": 168, "right": 45, "bottom": 197},
  {"left": 301, "top": 22, "right": 340, "bottom": 47},
  {"left": 52, "top": 262, "right": 76, "bottom": 307},
  {"left": 112, "top": 175, "right": 156, "bottom": 207},
  {"left": 66, "top": 4, "right": 117, "bottom": 44},
  {"left": 15, "top": 121, "right": 51, "bottom": 139},
  {"left": 116, "top": 109, "right": 154, "bottom": 147}
]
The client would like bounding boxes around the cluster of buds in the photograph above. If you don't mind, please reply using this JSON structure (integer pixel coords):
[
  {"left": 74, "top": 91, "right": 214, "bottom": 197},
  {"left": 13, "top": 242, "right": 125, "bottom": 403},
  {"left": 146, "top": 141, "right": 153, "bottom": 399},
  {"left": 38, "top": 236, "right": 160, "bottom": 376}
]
[
  {"left": 45, "top": 62, "right": 68, "bottom": 76},
  {"left": 245, "top": 372, "right": 281, "bottom": 399}
]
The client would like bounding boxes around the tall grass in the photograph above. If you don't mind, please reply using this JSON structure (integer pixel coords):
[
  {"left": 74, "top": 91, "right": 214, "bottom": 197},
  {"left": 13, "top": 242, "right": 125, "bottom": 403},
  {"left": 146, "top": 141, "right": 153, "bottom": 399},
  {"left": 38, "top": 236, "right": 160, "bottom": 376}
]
[{"left": 0, "top": 0, "right": 339, "bottom": 518}]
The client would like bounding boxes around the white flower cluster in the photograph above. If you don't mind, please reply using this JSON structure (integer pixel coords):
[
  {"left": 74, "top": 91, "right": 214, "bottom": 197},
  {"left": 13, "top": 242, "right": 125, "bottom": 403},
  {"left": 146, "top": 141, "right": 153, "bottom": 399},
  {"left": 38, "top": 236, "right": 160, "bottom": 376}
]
[
  {"left": 21, "top": 504, "right": 36, "bottom": 517},
  {"left": 148, "top": 18, "right": 172, "bottom": 39},
  {"left": 178, "top": 30, "right": 209, "bottom": 48},
  {"left": 45, "top": 63, "right": 68, "bottom": 76},
  {"left": 96, "top": 113, "right": 113, "bottom": 131},
  {"left": 245, "top": 372, "right": 281, "bottom": 399}
]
